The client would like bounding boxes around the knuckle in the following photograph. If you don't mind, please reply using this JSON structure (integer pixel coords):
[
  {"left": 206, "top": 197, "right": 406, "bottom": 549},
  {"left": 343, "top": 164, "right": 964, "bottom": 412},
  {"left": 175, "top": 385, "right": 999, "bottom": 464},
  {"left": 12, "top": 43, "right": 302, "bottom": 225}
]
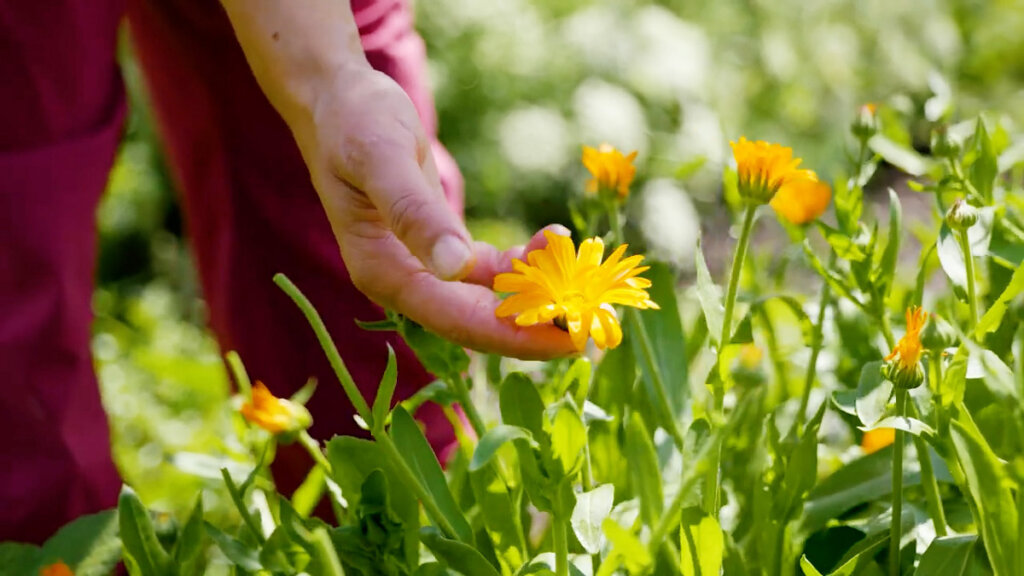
[{"left": 387, "top": 191, "right": 428, "bottom": 241}]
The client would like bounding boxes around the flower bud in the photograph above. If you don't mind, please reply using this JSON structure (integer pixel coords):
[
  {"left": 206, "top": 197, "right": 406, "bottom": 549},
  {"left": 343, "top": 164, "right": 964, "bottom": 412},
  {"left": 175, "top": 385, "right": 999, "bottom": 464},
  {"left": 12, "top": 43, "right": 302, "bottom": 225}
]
[
  {"left": 731, "top": 344, "right": 767, "bottom": 387},
  {"left": 884, "top": 359, "right": 925, "bottom": 390},
  {"left": 241, "top": 381, "right": 313, "bottom": 442},
  {"left": 920, "top": 313, "right": 957, "bottom": 351},
  {"left": 946, "top": 198, "right": 979, "bottom": 231},
  {"left": 851, "top": 103, "right": 879, "bottom": 140},
  {"left": 931, "top": 126, "right": 960, "bottom": 159}
]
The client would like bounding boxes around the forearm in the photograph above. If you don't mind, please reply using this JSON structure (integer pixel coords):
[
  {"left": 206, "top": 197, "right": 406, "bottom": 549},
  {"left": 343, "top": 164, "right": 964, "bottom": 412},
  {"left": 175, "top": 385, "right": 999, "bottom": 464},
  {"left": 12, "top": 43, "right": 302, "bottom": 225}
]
[{"left": 219, "top": 0, "right": 368, "bottom": 127}]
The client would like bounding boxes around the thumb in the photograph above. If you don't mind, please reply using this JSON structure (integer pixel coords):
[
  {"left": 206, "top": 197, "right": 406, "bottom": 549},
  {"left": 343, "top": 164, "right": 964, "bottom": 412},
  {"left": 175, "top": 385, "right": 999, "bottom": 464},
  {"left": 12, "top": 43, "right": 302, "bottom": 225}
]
[{"left": 346, "top": 128, "right": 473, "bottom": 280}]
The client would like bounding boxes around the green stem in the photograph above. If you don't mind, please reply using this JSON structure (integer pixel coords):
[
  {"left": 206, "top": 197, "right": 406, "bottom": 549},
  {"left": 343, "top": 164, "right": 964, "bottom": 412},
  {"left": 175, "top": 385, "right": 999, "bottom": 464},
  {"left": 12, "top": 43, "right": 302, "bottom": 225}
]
[
  {"left": 798, "top": 253, "right": 835, "bottom": 429},
  {"left": 890, "top": 389, "right": 908, "bottom": 576},
  {"left": 718, "top": 204, "right": 758, "bottom": 408},
  {"left": 450, "top": 374, "right": 486, "bottom": 439},
  {"left": 905, "top": 401, "right": 947, "bottom": 536},
  {"left": 311, "top": 526, "right": 346, "bottom": 576},
  {"left": 955, "top": 230, "right": 979, "bottom": 333},
  {"left": 553, "top": 514, "right": 569, "bottom": 576},
  {"left": 879, "top": 306, "right": 896, "bottom": 351},
  {"left": 274, "top": 274, "right": 372, "bottom": 424},
  {"left": 275, "top": 273, "right": 465, "bottom": 543},
  {"left": 298, "top": 431, "right": 333, "bottom": 477}
]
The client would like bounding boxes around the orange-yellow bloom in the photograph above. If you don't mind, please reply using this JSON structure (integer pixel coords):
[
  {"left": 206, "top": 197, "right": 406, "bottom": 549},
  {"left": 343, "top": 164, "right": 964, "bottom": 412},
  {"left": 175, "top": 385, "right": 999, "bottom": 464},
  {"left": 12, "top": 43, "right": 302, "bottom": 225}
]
[
  {"left": 40, "top": 562, "right": 73, "bottom": 576},
  {"left": 730, "top": 137, "right": 823, "bottom": 210},
  {"left": 493, "top": 231, "right": 658, "bottom": 351},
  {"left": 582, "top": 144, "right": 638, "bottom": 198},
  {"left": 861, "top": 428, "right": 896, "bottom": 454},
  {"left": 241, "top": 382, "right": 311, "bottom": 435},
  {"left": 769, "top": 177, "right": 832, "bottom": 224}
]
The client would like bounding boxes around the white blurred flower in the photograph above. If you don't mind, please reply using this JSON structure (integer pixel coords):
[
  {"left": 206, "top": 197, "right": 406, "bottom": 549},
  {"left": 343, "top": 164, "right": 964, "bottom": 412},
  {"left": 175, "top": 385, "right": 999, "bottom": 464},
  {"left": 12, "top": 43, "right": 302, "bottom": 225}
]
[
  {"left": 628, "top": 6, "right": 710, "bottom": 100},
  {"left": 562, "top": 5, "right": 630, "bottom": 72},
  {"left": 639, "top": 179, "right": 700, "bottom": 269},
  {"left": 675, "top": 102, "right": 725, "bottom": 168},
  {"left": 573, "top": 78, "right": 649, "bottom": 156},
  {"left": 498, "top": 106, "right": 571, "bottom": 175}
]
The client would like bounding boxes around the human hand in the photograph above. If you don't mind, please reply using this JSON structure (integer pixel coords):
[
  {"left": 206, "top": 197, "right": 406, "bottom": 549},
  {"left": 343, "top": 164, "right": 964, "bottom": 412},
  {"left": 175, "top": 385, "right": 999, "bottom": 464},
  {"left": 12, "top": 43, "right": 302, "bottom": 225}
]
[{"left": 290, "top": 64, "right": 576, "bottom": 359}]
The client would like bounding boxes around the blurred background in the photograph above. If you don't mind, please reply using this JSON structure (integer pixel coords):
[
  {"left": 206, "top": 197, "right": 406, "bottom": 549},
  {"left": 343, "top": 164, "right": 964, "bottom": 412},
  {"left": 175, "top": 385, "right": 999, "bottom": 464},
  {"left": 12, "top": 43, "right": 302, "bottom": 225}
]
[{"left": 94, "top": 0, "right": 1024, "bottom": 516}]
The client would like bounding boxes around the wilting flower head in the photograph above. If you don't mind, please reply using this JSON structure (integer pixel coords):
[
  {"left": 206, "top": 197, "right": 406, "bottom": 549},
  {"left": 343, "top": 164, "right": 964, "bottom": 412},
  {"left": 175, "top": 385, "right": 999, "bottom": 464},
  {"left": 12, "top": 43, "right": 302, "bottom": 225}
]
[
  {"left": 582, "top": 144, "right": 638, "bottom": 199},
  {"left": 730, "top": 137, "right": 823, "bottom": 212},
  {"left": 493, "top": 231, "right": 658, "bottom": 351},
  {"left": 40, "top": 562, "right": 73, "bottom": 576},
  {"left": 884, "top": 307, "right": 929, "bottom": 389},
  {"left": 861, "top": 428, "right": 896, "bottom": 454},
  {"left": 241, "top": 382, "right": 312, "bottom": 436}
]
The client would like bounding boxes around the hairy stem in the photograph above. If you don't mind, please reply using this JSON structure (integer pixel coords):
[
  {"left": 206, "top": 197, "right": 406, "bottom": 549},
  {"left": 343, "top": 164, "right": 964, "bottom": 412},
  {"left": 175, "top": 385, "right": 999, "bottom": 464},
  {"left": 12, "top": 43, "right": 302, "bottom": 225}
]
[{"left": 890, "top": 389, "right": 908, "bottom": 576}]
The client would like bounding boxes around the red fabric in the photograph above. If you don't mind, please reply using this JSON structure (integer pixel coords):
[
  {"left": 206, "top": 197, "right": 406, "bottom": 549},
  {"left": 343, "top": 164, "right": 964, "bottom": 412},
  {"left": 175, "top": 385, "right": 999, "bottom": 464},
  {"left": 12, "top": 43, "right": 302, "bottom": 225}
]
[{"left": 0, "top": 0, "right": 458, "bottom": 542}]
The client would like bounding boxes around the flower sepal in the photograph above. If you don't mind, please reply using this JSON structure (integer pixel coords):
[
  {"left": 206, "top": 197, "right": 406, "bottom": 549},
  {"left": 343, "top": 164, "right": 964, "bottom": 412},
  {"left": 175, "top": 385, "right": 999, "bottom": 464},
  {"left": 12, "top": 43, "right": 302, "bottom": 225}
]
[{"left": 883, "top": 359, "right": 925, "bottom": 390}]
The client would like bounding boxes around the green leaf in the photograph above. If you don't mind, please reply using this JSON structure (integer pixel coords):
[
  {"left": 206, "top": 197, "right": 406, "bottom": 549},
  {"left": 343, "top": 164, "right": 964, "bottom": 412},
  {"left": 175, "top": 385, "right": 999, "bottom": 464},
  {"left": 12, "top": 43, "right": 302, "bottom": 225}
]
[
  {"left": 291, "top": 464, "right": 327, "bottom": 518},
  {"left": 601, "top": 518, "right": 652, "bottom": 574},
  {"left": 799, "top": 555, "right": 825, "bottom": 576},
  {"left": 968, "top": 348, "right": 1017, "bottom": 400},
  {"left": 912, "top": 243, "right": 938, "bottom": 307},
  {"left": 204, "top": 523, "right": 263, "bottom": 572},
  {"left": 868, "top": 134, "right": 930, "bottom": 176},
  {"left": 974, "top": 262, "right": 1024, "bottom": 339},
  {"left": 969, "top": 117, "right": 997, "bottom": 201},
  {"left": 499, "top": 373, "right": 546, "bottom": 441},
  {"left": 863, "top": 415, "right": 935, "bottom": 438},
  {"left": 469, "top": 464, "right": 528, "bottom": 573},
  {"left": 469, "top": 425, "right": 538, "bottom": 472},
  {"left": 917, "top": 535, "right": 977, "bottom": 576},
  {"left": 118, "top": 487, "right": 174, "bottom": 576},
  {"left": 390, "top": 406, "right": 474, "bottom": 544},
  {"left": 816, "top": 222, "right": 867, "bottom": 261},
  {"left": 0, "top": 543, "right": 40, "bottom": 574},
  {"left": 871, "top": 189, "right": 902, "bottom": 295},
  {"left": 679, "top": 510, "right": 724, "bottom": 576},
  {"left": 547, "top": 402, "right": 587, "bottom": 480},
  {"left": 419, "top": 527, "right": 501, "bottom": 576},
  {"left": 941, "top": 345, "right": 969, "bottom": 406},
  {"left": 391, "top": 313, "right": 470, "bottom": 380},
  {"left": 695, "top": 238, "right": 725, "bottom": 346},
  {"left": 950, "top": 409, "right": 1018, "bottom": 576},
  {"left": 172, "top": 496, "right": 204, "bottom": 575},
  {"left": 571, "top": 484, "right": 615, "bottom": 554},
  {"left": 855, "top": 361, "right": 891, "bottom": 427},
  {"left": 633, "top": 262, "right": 689, "bottom": 419},
  {"left": 38, "top": 510, "right": 121, "bottom": 576},
  {"left": 372, "top": 344, "right": 399, "bottom": 433},
  {"left": 626, "top": 413, "right": 663, "bottom": 526},
  {"left": 936, "top": 209, "right": 994, "bottom": 293}
]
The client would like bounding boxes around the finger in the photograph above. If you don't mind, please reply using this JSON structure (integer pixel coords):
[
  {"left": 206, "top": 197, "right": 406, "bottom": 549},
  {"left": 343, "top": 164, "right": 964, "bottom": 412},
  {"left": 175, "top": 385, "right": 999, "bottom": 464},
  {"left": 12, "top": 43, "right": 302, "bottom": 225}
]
[
  {"left": 344, "top": 231, "right": 577, "bottom": 359},
  {"left": 463, "top": 224, "right": 572, "bottom": 287},
  {"left": 341, "top": 111, "right": 474, "bottom": 281}
]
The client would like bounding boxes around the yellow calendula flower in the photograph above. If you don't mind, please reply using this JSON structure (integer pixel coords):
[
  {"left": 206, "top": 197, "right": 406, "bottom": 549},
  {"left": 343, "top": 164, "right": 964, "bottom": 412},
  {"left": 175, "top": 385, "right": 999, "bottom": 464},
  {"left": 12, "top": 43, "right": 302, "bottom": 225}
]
[
  {"left": 493, "top": 230, "right": 658, "bottom": 351},
  {"left": 861, "top": 428, "right": 896, "bottom": 454},
  {"left": 40, "top": 562, "right": 73, "bottom": 576},
  {"left": 769, "top": 176, "right": 832, "bottom": 225},
  {"left": 241, "top": 381, "right": 312, "bottom": 436},
  {"left": 884, "top": 306, "right": 929, "bottom": 390},
  {"left": 730, "top": 137, "right": 821, "bottom": 208},
  {"left": 582, "top": 143, "right": 638, "bottom": 199}
]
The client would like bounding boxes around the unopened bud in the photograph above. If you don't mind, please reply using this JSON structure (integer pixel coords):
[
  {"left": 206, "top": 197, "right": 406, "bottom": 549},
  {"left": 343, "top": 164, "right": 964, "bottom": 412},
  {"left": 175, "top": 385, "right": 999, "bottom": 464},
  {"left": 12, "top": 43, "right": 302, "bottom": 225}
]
[
  {"left": 920, "top": 314, "right": 958, "bottom": 351},
  {"left": 884, "top": 360, "right": 925, "bottom": 390},
  {"left": 946, "top": 198, "right": 979, "bottom": 231},
  {"left": 931, "top": 126, "right": 961, "bottom": 159},
  {"left": 851, "top": 103, "right": 879, "bottom": 140}
]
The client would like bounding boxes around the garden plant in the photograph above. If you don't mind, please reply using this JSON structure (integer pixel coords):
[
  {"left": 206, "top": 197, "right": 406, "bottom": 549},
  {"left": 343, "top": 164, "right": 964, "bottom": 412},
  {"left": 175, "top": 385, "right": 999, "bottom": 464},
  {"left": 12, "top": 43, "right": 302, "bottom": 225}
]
[{"left": 7, "top": 98, "right": 1024, "bottom": 576}]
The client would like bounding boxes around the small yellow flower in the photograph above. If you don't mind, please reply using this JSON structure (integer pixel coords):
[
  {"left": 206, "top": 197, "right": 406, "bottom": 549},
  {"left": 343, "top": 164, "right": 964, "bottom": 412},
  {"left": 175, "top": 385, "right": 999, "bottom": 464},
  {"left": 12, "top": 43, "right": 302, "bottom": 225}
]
[
  {"left": 769, "top": 176, "right": 832, "bottom": 225},
  {"left": 582, "top": 144, "right": 638, "bottom": 199},
  {"left": 40, "top": 562, "right": 73, "bottom": 576},
  {"left": 861, "top": 428, "right": 896, "bottom": 454},
  {"left": 738, "top": 344, "right": 763, "bottom": 370},
  {"left": 241, "top": 382, "right": 312, "bottom": 435},
  {"left": 493, "top": 231, "right": 658, "bottom": 351},
  {"left": 730, "top": 137, "right": 819, "bottom": 206}
]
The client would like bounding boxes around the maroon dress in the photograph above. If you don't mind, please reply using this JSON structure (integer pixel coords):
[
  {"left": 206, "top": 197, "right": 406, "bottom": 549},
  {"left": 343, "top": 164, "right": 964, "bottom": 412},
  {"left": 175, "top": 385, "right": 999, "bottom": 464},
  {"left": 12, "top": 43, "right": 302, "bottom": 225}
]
[{"left": 0, "top": 0, "right": 458, "bottom": 542}]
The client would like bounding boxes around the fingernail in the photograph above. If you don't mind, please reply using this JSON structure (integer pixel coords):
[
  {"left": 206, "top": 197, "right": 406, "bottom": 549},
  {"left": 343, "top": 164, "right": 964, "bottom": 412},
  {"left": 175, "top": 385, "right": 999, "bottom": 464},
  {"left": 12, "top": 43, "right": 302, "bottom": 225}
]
[
  {"left": 548, "top": 224, "right": 572, "bottom": 237},
  {"left": 432, "top": 234, "right": 473, "bottom": 280}
]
